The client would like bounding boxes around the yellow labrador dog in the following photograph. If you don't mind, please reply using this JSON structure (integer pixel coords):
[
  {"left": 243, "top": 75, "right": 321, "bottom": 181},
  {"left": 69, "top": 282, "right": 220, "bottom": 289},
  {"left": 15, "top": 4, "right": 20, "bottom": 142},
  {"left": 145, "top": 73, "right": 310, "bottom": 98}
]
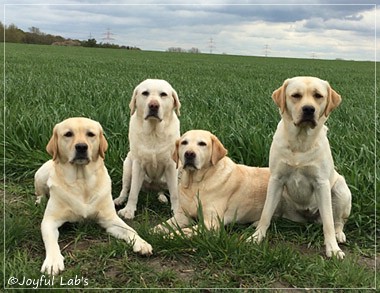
[
  {"left": 35, "top": 117, "right": 152, "bottom": 275},
  {"left": 114, "top": 79, "right": 181, "bottom": 220},
  {"left": 154, "top": 130, "right": 270, "bottom": 236},
  {"left": 250, "top": 77, "right": 352, "bottom": 259}
]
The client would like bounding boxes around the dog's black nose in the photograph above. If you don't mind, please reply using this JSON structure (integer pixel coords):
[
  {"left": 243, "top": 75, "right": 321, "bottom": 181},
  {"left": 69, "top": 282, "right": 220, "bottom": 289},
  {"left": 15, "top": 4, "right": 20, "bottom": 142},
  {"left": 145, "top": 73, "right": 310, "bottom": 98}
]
[
  {"left": 75, "top": 143, "right": 88, "bottom": 153},
  {"left": 302, "top": 106, "right": 315, "bottom": 115},
  {"left": 184, "top": 151, "right": 196, "bottom": 160},
  {"left": 149, "top": 101, "right": 159, "bottom": 111}
]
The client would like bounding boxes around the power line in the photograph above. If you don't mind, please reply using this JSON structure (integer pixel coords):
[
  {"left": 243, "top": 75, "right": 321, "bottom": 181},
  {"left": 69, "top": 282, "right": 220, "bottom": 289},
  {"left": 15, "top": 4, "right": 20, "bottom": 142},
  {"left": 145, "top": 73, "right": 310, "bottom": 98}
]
[
  {"left": 102, "top": 28, "right": 115, "bottom": 43},
  {"left": 208, "top": 37, "right": 215, "bottom": 54},
  {"left": 264, "top": 44, "right": 270, "bottom": 57}
]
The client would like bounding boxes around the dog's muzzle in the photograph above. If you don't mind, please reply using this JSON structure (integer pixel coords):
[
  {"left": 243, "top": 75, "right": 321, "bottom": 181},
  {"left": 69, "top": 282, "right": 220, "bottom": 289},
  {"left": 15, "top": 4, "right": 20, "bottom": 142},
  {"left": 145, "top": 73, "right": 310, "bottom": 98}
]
[
  {"left": 297, "top": 105, "right": 317, "bottom": 128},
  {"left": 145, "top": 102, "right": 161, "bottom": 121},
  {"left": 71, "top": 143, "right": 90, "bottom": 164},
  {"left": 183, "top": 151, "right": 197, "bottom": 170}
]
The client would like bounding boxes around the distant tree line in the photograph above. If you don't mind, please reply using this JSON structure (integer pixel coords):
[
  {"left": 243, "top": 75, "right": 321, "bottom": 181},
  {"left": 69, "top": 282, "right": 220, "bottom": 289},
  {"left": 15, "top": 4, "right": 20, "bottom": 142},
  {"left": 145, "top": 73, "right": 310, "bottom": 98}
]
[
  {"left": 81, "top": 38, "right": 140, "bottom": 50},
  {"left": 167, "top": 47, "right": 201, "bottom": 53},
  {"left": 0, "top": 22, "right": 141, "bottom": 50},
  {"left": 1, "top": 23, "right": 67, "bottom": 45}
]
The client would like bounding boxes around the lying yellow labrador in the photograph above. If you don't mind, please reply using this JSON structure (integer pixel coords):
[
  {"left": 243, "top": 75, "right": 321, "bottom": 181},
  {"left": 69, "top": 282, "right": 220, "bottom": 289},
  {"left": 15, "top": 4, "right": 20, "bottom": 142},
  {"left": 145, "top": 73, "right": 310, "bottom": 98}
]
[
  {"left": 35, "top": 117, "right": 152, "bottom": 275},
  {"left": 114, "top": 79, "right": 181, "bottom": 219},
  {"left": 154, "top": 130, "right": 270, "bottom": 236},
  {"left": 250, "top": 77, "right": 352, "bottom": 259}
]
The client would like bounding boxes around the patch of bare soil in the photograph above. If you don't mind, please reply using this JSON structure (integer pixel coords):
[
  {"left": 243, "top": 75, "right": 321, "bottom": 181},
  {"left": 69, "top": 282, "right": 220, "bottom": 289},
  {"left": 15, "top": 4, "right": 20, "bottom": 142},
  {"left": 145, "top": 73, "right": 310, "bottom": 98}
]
[
  {"left": 145, "top": 257, "right": 195, "bottom": 282},
  {"left": 357, "top": 254, "right": 378, "bottom": 271},
  {"left": 270, "top": 281, "right": 306, "bottom": 292},
  {"left": 297, "top": 242, "right": 378, "bottom": 272}
]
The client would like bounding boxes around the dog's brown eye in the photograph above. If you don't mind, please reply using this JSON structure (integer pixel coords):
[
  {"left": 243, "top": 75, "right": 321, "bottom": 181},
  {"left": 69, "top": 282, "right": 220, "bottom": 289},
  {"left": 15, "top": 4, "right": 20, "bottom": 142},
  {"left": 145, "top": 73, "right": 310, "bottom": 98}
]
[
  {"left": 181, "top": 140, "right": 188, "bottom": 145},
  {"left": 64, "top": 131, "right": 73, "bottom": 137},
  {"left": 314, "top": 93, "right": 323, "bottom": 99},
  {"left": 291, "top": 93, "right": 302, "bottom": 99},
  {"left": 87, "top": 131, "right": 95, "bottom": 137},
  {"left": 160, "top": 92, "right": 168, "bottom": 97},
  {"left": 142, "top": 91, "right": 149, "bottom": 96},
  {"left": 198, "top": 141, "right": 207, "bottom": 146}
]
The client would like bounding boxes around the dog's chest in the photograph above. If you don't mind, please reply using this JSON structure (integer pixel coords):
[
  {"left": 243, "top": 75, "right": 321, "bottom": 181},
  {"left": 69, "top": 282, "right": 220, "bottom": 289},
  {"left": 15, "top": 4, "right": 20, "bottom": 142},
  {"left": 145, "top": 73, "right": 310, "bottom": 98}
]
[
  {"left": 49, "top": 175, "right": 110, "bottom": 220},
  {"left": 70, "top": 200, "right": 99, "bottom": 219},
  {"left": 72, "top": 182, "right": 106, "bottom": 216},
  {"left": 132, "top": 132, "right": 176, "bottom": 154},
  {"left": 282, "top": 170, "right": 320, "bottom": 219},
  {"left": 179, "top": 163, "right": 232, "bottom": 218},
  {"left": 284, "top": 168, "right": 314, "bottom": 200},
  {"left": 131, "top": 132, "right": 177, "bottom": 178},
  {"left": 142, "top": 155, "right": 167, "bottom": 180}
]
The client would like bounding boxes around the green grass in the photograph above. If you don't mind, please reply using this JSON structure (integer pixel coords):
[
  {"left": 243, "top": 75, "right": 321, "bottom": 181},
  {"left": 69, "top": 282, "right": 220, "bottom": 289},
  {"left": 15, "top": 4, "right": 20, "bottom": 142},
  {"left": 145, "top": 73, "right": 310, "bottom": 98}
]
[{"left": 2, "top": 43, "right": 377, "bottom": 290}]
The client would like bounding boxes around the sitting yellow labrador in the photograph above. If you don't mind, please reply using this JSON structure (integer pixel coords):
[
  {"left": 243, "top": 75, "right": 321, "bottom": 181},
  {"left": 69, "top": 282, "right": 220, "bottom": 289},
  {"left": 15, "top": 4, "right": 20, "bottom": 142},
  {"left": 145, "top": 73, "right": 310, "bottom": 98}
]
[
  {"left": 114, "top": 79, "right": 181, "bottom": 220},
  {"left": 35, "top": 117, "right": 152, "bottom": 275},
  {"left": 154, "top": 130, "right": 271, "bottom": 236},
  {"left": 249, "top": 77, "right": 352, "bottom": 259}
]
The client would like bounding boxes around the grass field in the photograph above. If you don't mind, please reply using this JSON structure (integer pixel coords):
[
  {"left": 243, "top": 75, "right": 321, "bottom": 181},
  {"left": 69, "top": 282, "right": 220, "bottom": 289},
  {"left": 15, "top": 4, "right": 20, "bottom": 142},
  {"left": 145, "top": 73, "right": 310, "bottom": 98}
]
[{"left": 2, "top": 43, "right": 378, "bottom": 290}]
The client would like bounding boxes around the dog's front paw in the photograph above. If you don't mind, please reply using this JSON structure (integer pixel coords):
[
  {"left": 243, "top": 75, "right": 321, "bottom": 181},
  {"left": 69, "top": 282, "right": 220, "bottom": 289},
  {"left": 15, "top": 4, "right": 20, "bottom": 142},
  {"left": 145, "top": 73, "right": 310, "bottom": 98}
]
[
  {"left": 152, "top": 224, "right": 169, "bottom": 234},
  {"left": 113, "top": 196, "right": 125, "bottom": 206},
  {"left": 35, "top": 196, "right": 43, "bottom": 205},
  {"left": 132, "top": 238, "right": 153, "bottom": 255},
  {"left": 179, "top": 227, "right": 196, "bottom": 238},
  {"left": 41, "top": 253, "right": 64, "bottom": 275},
  {"left": 247, "top": 229, "right": 266, "bottom": 244},
  {"left": 336, "top": 231, "right": 346, "bottom": 243},
  {"left": 326, "top": 247, "right": 345, "bottom": 259},
  {"left": 157, "top": 192, "right": 168, "bottom": 204},
  {"left": 118, "top": 207, "right": 135, "bottom": 220}
]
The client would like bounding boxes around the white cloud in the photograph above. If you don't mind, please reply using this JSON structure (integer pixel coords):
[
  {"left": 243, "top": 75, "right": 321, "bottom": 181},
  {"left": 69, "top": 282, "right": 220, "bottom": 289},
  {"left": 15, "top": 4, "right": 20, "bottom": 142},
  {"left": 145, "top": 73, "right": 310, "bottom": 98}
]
[{"left": 2, "top": 2, "right": 378, "bottom": 60}]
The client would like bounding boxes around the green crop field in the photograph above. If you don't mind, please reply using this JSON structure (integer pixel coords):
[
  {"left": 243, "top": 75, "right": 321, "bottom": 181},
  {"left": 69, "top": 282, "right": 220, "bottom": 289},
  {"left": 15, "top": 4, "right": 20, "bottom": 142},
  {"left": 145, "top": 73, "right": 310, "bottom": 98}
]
[{"left": 2, "top": 43, "right": 377, "bottom": 290}]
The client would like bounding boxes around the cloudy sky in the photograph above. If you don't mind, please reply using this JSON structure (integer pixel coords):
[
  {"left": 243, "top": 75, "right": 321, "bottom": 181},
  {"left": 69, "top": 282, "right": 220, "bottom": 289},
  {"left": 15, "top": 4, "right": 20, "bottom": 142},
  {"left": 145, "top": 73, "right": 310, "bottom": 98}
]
[{"left": 3, "top": 1, "right": 378, "bottom": 60}]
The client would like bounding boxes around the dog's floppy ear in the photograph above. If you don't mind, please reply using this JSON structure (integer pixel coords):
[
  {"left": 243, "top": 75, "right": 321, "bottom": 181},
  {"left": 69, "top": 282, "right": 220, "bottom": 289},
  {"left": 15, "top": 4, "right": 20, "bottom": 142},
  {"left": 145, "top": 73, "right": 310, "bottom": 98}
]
[
  {"left": 324, "top": 84, "right": 342, "bottom": 117},
  {"left": 211, "top": 134, "right": 227, "bottom": 165},
  {"left": 172, "top": 88, "right": 181, "bottom": 116},
  {"left": 98, "top": 127, "right": 108, "bottom": 159},
  {"left": 172, "top": 139, "right": 180, "bottom": 169},
  {"left": 46, "top": 125, "right": 59, "bottom": 161},
  {"left": 129, "top": 87, "right": 138, "bottom": 116},
  {"left": 272, "top": 79, "right": 289, "bottom": 114}
]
